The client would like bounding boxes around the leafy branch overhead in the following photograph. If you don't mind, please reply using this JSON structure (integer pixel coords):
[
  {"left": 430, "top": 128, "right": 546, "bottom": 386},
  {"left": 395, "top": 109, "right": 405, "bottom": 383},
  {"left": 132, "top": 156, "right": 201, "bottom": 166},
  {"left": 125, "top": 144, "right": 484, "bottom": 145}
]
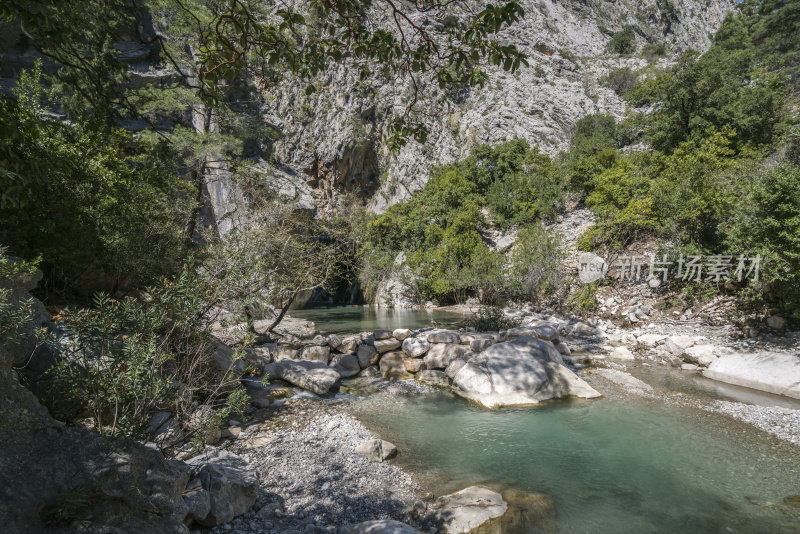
[{"left": 194, "top": 0, "right": 528, "bottom": 146}]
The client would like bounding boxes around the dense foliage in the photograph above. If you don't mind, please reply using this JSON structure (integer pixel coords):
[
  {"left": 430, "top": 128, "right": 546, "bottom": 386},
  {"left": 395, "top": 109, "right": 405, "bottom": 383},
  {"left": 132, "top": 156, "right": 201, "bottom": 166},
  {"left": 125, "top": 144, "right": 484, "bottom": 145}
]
[
  {"left": 363, "top": 140, "right": 565, "bottom": 305},
  {"left": 578, "top": 0, "right": 800, "bottom": 313},
  {"left": 0, "top": 63, "right": 193, "bottom": 298}
]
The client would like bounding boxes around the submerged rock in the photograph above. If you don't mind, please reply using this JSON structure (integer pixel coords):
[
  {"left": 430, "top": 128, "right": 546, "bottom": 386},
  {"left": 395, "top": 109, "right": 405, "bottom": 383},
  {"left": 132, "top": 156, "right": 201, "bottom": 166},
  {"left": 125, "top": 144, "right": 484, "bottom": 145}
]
[
  {"left": 452, "top": 337, "right": 601, "bottom": 408},
  {"left": 434, "top": 486, "right": 507, "bottom": 534}
]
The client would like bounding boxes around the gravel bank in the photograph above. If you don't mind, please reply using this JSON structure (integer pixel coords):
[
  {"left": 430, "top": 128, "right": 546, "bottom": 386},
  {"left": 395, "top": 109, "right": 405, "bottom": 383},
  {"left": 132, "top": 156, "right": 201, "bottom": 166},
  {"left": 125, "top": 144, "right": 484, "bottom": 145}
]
[
  {"left": 211, "top": 393, "right": 435, "bottom": 534},
  {"left": 707, "top": 400, "right": 800, "bottom": 446}
]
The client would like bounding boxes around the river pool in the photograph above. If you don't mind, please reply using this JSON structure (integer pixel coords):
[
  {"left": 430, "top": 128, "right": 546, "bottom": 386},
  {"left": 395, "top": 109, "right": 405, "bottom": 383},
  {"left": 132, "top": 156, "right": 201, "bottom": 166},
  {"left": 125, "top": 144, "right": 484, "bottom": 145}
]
[{"left": 353, "top": 389, "right": 800, "bottom": 534}]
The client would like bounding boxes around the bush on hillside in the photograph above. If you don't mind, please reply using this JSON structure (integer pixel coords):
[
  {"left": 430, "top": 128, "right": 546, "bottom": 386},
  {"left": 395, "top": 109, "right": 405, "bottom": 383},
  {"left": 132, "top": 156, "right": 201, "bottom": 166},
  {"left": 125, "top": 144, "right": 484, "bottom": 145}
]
[{"left": 606, "top": 26, "right": 636, "bottom": 55}]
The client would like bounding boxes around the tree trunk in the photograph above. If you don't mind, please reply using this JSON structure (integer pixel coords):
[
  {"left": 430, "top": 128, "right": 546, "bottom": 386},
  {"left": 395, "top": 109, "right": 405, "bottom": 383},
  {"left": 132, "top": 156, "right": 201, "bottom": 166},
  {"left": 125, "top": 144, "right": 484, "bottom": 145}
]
[{"left": 265, "top": 293, "right": 297, "bottom": 333}]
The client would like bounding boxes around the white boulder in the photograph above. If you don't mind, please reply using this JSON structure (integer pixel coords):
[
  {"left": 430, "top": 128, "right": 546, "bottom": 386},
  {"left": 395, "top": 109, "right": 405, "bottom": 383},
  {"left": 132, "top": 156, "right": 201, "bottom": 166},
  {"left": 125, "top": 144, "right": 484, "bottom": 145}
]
[
  {"left": 451, "top": 337, "right": 600, "bottom": 408},
  {"left": 704, "top": 352, "right": 800, "bottom": 399}
]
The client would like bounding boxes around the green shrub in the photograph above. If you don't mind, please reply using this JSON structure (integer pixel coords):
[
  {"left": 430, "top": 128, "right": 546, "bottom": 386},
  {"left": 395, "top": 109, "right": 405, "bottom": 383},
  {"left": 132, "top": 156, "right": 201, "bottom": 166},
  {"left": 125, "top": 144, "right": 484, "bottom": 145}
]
[
  {"left": 363, "top": 140, "right": 565, "bottom": 305},
  {"left": 507, "top": 223, "right": 565, "bottom": 305},
  {"left": 641, "top": 42, "right": 667, "bottom": 60},
  {"left": 606, "top": 26, "right": 636, "bottom": 55},
  {"left": 465, "top": 306, "right": 520, "bottom": 331},
  {"left": 45, "top": 268, "right": 248, "bottom": 452},
  {"left": 601, "top": 67, "right": 638, "bottom": 97}
]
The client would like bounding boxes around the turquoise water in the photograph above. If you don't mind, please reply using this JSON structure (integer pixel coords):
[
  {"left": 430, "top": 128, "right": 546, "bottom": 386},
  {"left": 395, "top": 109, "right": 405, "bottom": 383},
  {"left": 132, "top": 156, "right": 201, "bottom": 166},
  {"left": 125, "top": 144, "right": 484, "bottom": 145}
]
[
  {"left": 290, "top": 306, "right": 466, "bottom": 334},
  {"left": 354, "top": 392, "right": 800, "bottom": 534}
]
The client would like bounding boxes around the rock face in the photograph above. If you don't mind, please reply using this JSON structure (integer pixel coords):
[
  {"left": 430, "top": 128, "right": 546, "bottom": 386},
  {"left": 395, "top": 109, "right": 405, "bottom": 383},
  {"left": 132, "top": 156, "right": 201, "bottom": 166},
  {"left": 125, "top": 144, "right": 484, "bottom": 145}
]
[
  {"left": 265, "top": 359, "right": 341, "bottom": 395},
  {"left": 354, "top": 439, "right": 398, "bottom": 462},
  {"left": 704, "top": 352, "right": 800, "bottom": 399},
  {"left": 452, "top": 337, "right": 601, "bottom": 408},
  {"left": 185, "top": 450, "right": 259, "bottom": 527}
]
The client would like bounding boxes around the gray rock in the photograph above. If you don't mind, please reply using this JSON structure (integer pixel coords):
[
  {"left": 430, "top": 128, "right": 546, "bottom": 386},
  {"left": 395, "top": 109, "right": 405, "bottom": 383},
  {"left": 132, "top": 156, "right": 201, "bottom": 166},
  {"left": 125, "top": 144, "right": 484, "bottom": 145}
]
[
  {"left": 357, "top": 344, "right": 379, "bottom": 368},
  {"left": 330, "top": 353, "right": 361, "bottom": 378},
  {"left": 682, "top": 344, "right": 720, "bottom": 367},
  {"left": 403, "top": 357, "right": 426, "bottom": 373},
  {"left": 327, "top": 334, "right": 343, "bottom": 349},
  {"left": 374, "top": 338, "right": 402, "bottom": 354},
  {"left": 264, "top": 360, "right": 341, "bottom": 395},
  {"left": 766, "top": 315, "right": 786, "bottom": 330},
  {"left": 310, "top": 334, "right": 328, "bottom": 346},
  {"left": 185, "top": 449, "right": 258, "bottom": 527},
  {"left": 608, "top": 346, "right": 635, "bottom": 361},
  {"left": 505, "top": 324, "right": 558, "bottom": 342},
  {"left": 452, "top": 337, "right": 601, "bottom": 408},
  {"left": 705, "top": 352, "right": 800, "bottom": 399},
  {"left": 354, "top": 439, "right": 398, "bottom": 462},
  {"left": 273, "top": 345, "right": 299, "bottom": 361},
  {"left": 349, "top": 520, "right": 422, "bottom": 533},
  {"left": 301, "top": 345, "right": 331, "bottom": 364},
  {"left": 183, "top": 478, "right": 211, "bottom": 526},
  {"left": 568, "top": 320, "right": 597, "bottom": 337},
  {"left": 423, "top": 343, "right": 469, "bottom": 370},
  {"left": 338, "top": 335, "right": 360, "bottom": 355},
  {"left": 378, "top": 351, "right": 407, "bottom": 377},
  {"left": 417, "top": 369, "right": 450, "bottom": 387},
  {"left": 392, "top": 328, "right": 412, "bottom": 341},
  {"left": 427, "top": 331, "right": 461, "bottom": 344},
  {"left": 469, "top": 338, "right": 494, "bottom": 352},
  {"left": 445, "top": 358, "right": 467, "bottom": 379},
  {"left": 373, "top": 329, "right": 394, "bottom": 340},
  {"left": 402, "top": 337, "right": 430, "bottom": 358},
  {"left": 244, "top": 346, "right": 273, "bottom": 369},
  {"left": 663, "top": 335, "right": 703, "bottom": 356}
]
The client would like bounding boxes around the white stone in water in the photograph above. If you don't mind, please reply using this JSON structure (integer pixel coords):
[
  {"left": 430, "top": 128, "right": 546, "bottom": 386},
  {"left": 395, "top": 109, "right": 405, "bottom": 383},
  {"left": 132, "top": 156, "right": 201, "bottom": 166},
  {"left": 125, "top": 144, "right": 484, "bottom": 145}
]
[
  {"left": 434, "top": 486, "right": 507, "bottom": 534},
  {"left": 452, "top": 337, "right": 600, "bottom": 408},
  {"left": 705, "top": 352, "right": 800, "bottom": 399}
]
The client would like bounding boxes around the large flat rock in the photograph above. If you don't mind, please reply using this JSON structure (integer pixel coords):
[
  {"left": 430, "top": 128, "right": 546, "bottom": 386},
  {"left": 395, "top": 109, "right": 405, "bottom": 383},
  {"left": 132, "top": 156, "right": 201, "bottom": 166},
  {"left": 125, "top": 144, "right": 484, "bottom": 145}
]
[
  {"left": 452, "top": 337, "right": 600, "bottom": 408},
  {"left": 704, "top": 352, "right": 800, "bottom": 399},
  {"left": 264, "top": 359, "right": 340, "bottom": 395}
]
